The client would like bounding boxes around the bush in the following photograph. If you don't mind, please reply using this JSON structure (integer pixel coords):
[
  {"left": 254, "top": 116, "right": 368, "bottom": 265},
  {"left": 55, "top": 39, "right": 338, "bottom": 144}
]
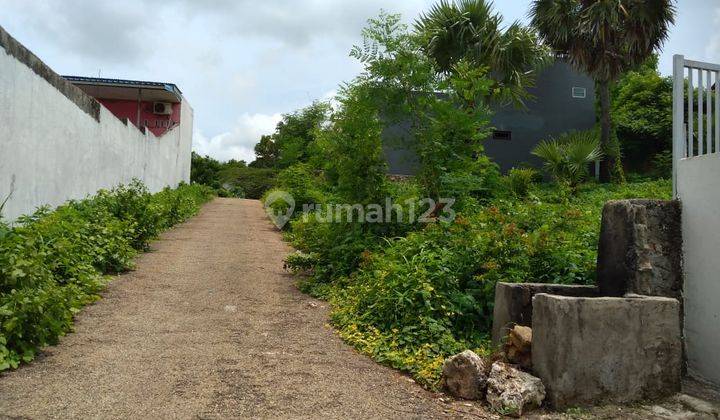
[
  {"left": 216, "top": 166, "right": 277, "bottom": 199},
  {"left": 651, "top": 150, "right": 672, "bottom": 179},
  {"left": 504, "top": 168, "right": 538, "bottom": 198},
  {"left": 260, "top": 10, "right": 672, "bottom": 393},
  {"left": 532, "top": 130, "right": 604, "bottom": 189},
  {"left": 612, "top": 57, "right": 673, "bottom": 172},
  {"left": 299, "top": 180, "right": 671, "bottom": 387},
  {"left": 0, "top": 182, "right": 214, "bottom": 371}
]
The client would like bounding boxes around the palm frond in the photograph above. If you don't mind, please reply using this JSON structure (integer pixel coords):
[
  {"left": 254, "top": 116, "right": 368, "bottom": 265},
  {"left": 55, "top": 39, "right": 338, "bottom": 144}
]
[
  {"left": 532, "top": 130, "right": 603, "bottom": 186},
  {"left": 416, "top": 0, "right": 549, "bottom": 106}
]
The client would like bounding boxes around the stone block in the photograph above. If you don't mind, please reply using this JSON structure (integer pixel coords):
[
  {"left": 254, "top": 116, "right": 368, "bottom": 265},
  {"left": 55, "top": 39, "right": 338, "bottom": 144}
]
[
  {"left": 596, "top": 199, "right": 682, "bottom": 298},
  {"left": 491, "top": 282, "right": 599, "bottom": 345},
  {"left": 486, "top": 361, "right": 546, "bottom": 416},
  {"left": 532, "top": 294, "right": 682, "bottom": 409},
  {"left": 441, "top": 350, "right": 487, "bottom": 400}
]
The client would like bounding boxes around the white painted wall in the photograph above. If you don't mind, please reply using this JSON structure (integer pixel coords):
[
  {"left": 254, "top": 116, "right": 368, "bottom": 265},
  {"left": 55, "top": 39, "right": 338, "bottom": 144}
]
[
  {"left": 677, "top": 155, "right": 720, "bottom": 385},
  {"left": 0, "top": 44, "right": 192, "bottom": 222}
]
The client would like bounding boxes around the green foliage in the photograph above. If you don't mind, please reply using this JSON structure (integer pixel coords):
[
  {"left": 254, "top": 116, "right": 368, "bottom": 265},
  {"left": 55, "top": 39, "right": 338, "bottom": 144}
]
[
  {"left": 315, "top": 83, "right": 388, "bottom": 204},
  {"left": 351, "top": 13, "right": 499, "bottom": 202},
  {"left": 416, "top": 0, "right": 551, "bottom": 106},
  {"left": 532, "top": 130, "right": 603, "bottom": 189},
  {"left": 272, "top": 102, "right": 331, "bottom": 169},
  {"left": 0, "top": 182, "right": 213, "bottom": 371},
  {"left": 324, "top": 180, "right": 670, "bottom": 386},
  {"left": 265, "top": 6, "right": 675, "bottom": 393},
  {"left": 268, "top": 163, "right": 329, "bottom": 219},
  {"left": 504, "top": 168, "right": 538, "bottom": 198},
  {"left": 191, "top": 153, "right": 276, "bottom": 199},
  {"left": 529, "top": 1, "right": 675, "bottom": 82},
  {"left": 92, "top": 181, "right": 162, "bottom": 251},
  {"left": 530, "top": 0, "right": 675, "bottom": 182},
  {"left": 415, "top": 65, "right": 499, "bottom": 201},
  {"left": 651, "top": 150, "right": 673, "bottom": 179},
  {"left": 612, "top": 57, "right": 673, "bottom": 173},
  {"left": 251, "top": 135, "right": 279, "bottom": 168},
  {"left": 190, "top": 152, "right": 224, "bottom": 188},
  {"left": 222, "top": 166, "right": 277, "bottom": 199}
]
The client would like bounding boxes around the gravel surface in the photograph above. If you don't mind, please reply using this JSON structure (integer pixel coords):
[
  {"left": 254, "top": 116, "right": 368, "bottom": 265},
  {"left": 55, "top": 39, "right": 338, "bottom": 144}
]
[{"left": 0, "top": 198, "right": 489, "bottom": 419}]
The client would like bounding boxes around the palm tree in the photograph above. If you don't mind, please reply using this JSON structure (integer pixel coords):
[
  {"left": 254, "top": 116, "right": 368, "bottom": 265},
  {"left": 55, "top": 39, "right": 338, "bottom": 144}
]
[
  {"left": 532, "top": 130, "right": 604, "bottom": 189},
  {"left": 415, "top": 0, "right": 550, "bottom": 107},
  {"left": 529, "top": 0, "right": 675, "bottom": 182}
]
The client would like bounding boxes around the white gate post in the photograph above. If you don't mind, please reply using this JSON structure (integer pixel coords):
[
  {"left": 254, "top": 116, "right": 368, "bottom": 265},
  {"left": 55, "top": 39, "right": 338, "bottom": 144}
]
[{"left": 673, "top": 55, "right": 685, "bottom": 199}]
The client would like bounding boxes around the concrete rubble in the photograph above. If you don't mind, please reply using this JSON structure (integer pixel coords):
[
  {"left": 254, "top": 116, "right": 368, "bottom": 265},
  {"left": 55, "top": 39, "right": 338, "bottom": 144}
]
[
  {"left": 441, "top": 350, "right": 487, "bottom": 400},
  {"left": 485, "top": 361, "right": 545, "bottom": 416}
]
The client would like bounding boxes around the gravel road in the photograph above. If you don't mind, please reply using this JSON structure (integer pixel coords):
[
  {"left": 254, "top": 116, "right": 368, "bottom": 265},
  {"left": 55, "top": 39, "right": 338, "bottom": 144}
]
[{"left": 0, "top": 198, "right": 489, "bottom": 419}]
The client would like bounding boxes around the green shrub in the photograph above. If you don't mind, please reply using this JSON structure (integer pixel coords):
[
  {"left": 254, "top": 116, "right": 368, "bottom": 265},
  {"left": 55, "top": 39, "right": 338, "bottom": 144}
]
[
  {"left": 293, "top": 180, "right": 671, "bottom": 387},
  {"left": 264, "top": 163, "right": 329, "bottom": 221},
  {"left": 651, "top": 150, "right": 672, "bottom": 179},
  {"left": 0, "top": 182, "right": 214, "bottom": 371},
  {"left": 532, "top": 130, "right": 604, "bottom": 189},
  {"left": 504, "top": 168, "right": 538, "bottom": 198},
  {"left": 221, "top": 167, "right": 277, "bottom": 199}
]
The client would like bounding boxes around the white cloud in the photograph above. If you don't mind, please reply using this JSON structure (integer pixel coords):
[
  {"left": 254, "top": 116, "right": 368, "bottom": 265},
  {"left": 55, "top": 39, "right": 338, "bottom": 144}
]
[
  {"left": 2, "top": 1, "right": 148, "bottom": 64},
  {"left": 706, "top": 8, "right": 720, "bottom": 62},
  {"left": 5, "top": 0, "right": 707, "bottom": 161},
  {"left": 193, "top": 113, "right": 282, "bottom": 163},
  {"left": 171, "top": 0, "right": 431, "bottom": 47}
]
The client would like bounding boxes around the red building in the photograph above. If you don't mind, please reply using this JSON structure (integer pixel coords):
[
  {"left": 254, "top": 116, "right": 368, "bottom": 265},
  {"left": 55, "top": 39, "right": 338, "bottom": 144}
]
[{"left": 63, "top": 76, "right": 184, "bottom": 137}]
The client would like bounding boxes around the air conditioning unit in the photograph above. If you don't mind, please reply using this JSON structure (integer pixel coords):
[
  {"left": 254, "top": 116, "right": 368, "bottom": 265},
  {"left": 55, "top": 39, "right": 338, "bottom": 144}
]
[{"left": 153, "top": 102, "right": 173, "bottom": 115}]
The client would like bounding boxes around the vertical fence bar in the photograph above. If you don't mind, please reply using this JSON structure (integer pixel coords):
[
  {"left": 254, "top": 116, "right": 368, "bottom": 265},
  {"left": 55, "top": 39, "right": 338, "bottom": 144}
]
[
  {"left": 707, "top": 70, "right": 712, "bottom": 153},
  {"left": 716, "top": 71, "right": 720, "bottom": 154},
  {"left": 699, "top": 70, "right": 704, "bottom": 155},
  {"left": 689, "top": 66, "right": 694, "bottom": 157},
  {"left": 673, "top": 55, "right": 686, "bottom": 198}
]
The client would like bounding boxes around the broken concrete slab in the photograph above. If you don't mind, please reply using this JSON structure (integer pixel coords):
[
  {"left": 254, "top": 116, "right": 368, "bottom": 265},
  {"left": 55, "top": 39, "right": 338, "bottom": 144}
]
[
  {"left": 596, "top": 199, "right": 682, "bottom": 298},
  {"left": 532, "top": 293, "right": 682, "bottom": 409},
  {"left": 491, "top": 282, "right": 599, "bottom": 345}
]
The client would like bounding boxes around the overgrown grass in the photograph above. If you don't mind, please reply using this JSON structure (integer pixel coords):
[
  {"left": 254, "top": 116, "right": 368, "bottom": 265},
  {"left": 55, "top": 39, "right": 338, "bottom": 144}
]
[
  {"left": 286, "top": 179, "right": 671, "bottom": 387},
  {"left": 0, "top": 181, "right": 214, "bottom": 371}
]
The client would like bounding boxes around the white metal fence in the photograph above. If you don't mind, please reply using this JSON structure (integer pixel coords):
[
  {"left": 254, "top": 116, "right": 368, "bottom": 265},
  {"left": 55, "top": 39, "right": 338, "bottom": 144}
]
[
  {"left": 673, "top": 55, "right": 720, "bottom": 197},
  {"left": 673, "top": 54, "right": 720, "bottom": 386}
]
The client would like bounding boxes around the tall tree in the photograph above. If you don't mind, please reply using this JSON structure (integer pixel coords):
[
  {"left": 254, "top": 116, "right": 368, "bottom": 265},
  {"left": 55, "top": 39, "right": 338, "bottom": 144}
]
[
  {"left": 251, "top": 135, "right": 279, "bottom": 168},
  {"left": 352, "top": 12, "right": 498, "bottom": 202},
  {"left": 273, "top": 102, "right": 330, "bottom": 169},
  {"left": 415, "top": 0, "right": 550, "bottom": 107},
  {"left": 530, "top": 0, "right": 675, "bottom": 182},
  {"left": 612, "top": 55, "right": 673, "bottom": 173},
  {"left": 190, "top": 152, "right": 222, "bottom": 188}
]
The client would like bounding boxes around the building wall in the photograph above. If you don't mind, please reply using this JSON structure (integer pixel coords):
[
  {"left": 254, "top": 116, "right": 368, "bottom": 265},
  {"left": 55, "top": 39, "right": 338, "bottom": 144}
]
[
  {"left": 677, "top": 155, "right": 720, "bottom": 386},
  {"left": 96, "top": 99, "right": 181, "bottom": 137},
  {"left": 0, "top": 25, "right": 192, "bottom": 222},
  {"left": 382, "top": 61, "right": 597, "bottom": 175}
]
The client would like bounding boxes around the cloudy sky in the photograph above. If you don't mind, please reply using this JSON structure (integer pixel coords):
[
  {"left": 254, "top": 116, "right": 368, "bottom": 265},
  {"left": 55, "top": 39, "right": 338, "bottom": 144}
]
[{"left": 1, "top": 1, "right": 718, "bottom": 163}]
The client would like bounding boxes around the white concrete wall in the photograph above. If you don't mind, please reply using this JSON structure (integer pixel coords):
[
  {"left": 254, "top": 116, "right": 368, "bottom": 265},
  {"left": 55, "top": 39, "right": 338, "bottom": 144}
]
[
  {"left": 677, "top": 155, "right": 720, "bottom": 385},
  {"left": 0, "top": 41, "right": 192, "bottom": 222}
]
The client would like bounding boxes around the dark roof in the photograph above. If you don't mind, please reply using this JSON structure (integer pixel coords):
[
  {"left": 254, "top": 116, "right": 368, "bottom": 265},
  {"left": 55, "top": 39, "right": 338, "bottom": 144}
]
[{"left": 62, "top": 76, "right": 183, "bottom": 97}]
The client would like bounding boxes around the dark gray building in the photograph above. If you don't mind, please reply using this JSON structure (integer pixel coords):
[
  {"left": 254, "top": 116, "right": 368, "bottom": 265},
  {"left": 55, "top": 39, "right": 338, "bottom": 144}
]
[{"left": 383, "top": 61, "right": 597, "bottom": 175}]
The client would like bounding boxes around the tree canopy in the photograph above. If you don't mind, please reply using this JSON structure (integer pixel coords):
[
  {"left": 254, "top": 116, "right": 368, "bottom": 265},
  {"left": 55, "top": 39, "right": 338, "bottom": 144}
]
[
  {"left": 415, "top": 0, "right": 550, "bottom": 107},
  {"left": 530, "top": 0, "right": 675, "bottom": 182}
]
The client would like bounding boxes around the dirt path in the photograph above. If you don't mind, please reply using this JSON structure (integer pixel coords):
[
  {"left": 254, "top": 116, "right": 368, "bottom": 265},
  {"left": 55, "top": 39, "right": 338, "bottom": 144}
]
[{"left": 0, "top": 199, "right": 487, "bottom": 419}]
